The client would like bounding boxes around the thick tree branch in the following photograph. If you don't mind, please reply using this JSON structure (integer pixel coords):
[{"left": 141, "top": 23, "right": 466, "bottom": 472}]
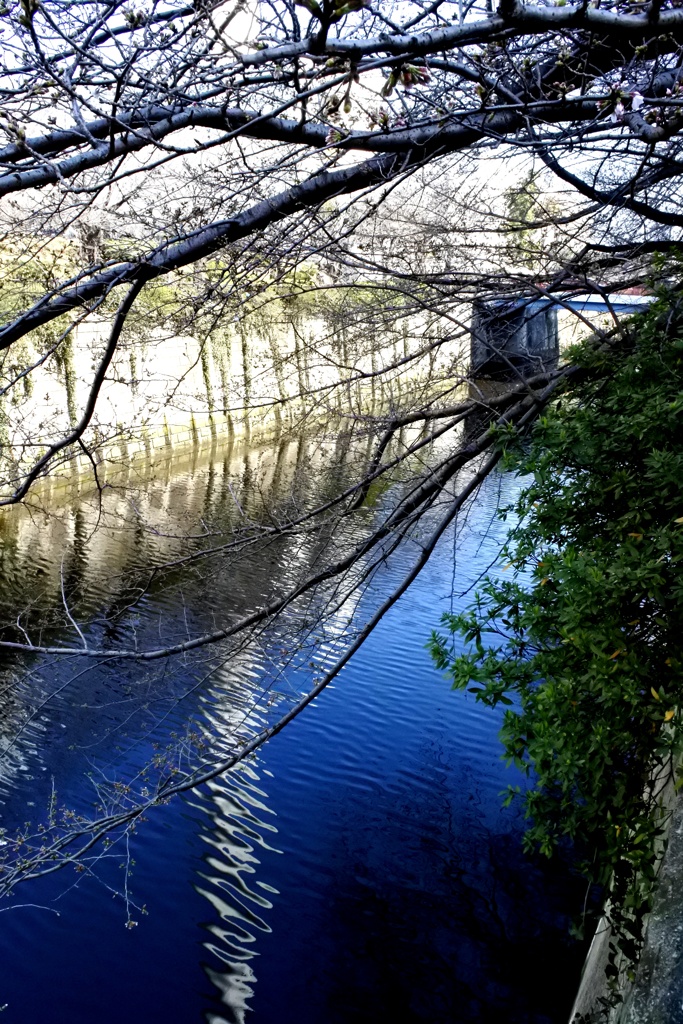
[{"left": 243, "top": 5, "right": 683, "bottom": 67}]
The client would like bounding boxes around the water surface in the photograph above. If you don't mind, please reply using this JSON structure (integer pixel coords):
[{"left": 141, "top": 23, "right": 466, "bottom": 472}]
[{"left": 0, "top": 430, "right": 586, "bottom": 1023}]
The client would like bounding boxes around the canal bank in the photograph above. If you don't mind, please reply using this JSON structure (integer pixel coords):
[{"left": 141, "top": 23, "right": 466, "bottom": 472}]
[{"left": 571, "top": 779, "right": 683, "bottom": 1024}]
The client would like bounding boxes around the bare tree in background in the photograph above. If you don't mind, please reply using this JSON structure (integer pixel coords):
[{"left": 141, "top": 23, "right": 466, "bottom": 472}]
[{"left": 0, "top": 0, "right": 681, "bottom": 889}]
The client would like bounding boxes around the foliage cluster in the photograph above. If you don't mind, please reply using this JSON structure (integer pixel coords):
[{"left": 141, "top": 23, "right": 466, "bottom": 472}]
[
  {"left": 430, "top": 289, "right": 683, "bottom": 981},
  {"left": 503, "top": 171, "right": 563, "bottom": 272}
]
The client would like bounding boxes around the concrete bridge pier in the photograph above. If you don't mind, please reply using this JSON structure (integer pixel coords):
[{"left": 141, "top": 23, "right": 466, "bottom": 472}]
[{"left": 470, "top": 298, "right": 560, "bottom": 377}]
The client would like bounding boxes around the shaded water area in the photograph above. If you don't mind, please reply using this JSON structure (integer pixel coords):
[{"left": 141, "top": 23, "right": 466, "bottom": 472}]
[{"left": 0, "top": 427, "right": 587, "bottom": 1023}]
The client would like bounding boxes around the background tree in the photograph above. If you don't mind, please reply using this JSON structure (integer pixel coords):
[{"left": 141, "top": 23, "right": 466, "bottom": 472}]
[{"left": 0, "top": 0, "right": 682, "bottom": 890}]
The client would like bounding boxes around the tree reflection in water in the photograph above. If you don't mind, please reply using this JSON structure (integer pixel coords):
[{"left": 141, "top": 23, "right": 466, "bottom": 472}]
[{"left": 0, "top": 429, "right": 586, "bottom": 1023}]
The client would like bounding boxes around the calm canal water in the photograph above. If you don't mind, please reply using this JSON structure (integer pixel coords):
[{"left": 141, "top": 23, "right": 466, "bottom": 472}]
[{"left": 0, "top": 429, "right": 587, "bottom": 1023}]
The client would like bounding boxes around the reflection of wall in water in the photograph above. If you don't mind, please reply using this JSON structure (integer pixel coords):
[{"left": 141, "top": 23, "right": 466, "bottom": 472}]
[{"left": 0, "top": 429, "right": 389, "bottom": 795}]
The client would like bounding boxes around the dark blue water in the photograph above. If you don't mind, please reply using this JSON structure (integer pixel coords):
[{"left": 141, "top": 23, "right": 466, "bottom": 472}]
[{"left": 0, "top": 434, "right": 586, "bottom": 1023}]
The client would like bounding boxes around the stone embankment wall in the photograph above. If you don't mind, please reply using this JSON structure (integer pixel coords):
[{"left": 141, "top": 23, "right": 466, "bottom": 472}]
[
  {"left": 569, "top": 769, "right": 679, "bottom": 1023},
  {"left": 619, "top": 797, "right": 683, "bottom": 1023},
  {"left": 0, "top": 285, "right": 607, "bottom": 498},
  {"left": 0, "top": 293, "right": 466, "bottom": 488}
]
